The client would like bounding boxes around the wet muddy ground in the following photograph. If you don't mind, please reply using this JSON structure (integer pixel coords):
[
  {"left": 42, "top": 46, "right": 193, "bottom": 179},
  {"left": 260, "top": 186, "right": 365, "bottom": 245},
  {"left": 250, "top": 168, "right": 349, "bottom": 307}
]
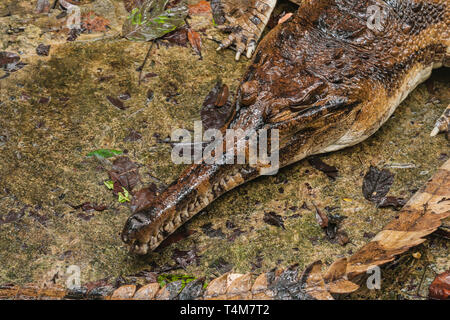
[{"left": 0, "top": 0, "right": 448, "bottom": 299}]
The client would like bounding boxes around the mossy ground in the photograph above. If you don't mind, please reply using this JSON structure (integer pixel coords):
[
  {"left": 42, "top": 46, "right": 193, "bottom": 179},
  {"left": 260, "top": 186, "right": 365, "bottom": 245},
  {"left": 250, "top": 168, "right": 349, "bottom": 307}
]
[{"left": 0, "top": 0, "right": 448, "bottom": 299}]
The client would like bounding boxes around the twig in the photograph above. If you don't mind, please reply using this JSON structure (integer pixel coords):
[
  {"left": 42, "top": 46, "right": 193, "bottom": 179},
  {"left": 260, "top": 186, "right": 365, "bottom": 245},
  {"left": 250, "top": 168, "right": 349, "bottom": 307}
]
[
  {"left": 416, "top": 263, "right": 429, "bottom": 297},
  {"left": 137, "top": 41, "right": 154, "bottom": 86}
]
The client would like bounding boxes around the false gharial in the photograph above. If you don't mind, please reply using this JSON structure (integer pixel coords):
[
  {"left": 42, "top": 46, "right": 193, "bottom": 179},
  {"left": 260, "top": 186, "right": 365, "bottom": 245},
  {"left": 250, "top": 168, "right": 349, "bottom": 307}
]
[{"left": 121, "top": 0, "right": 450, "bottom": 254}]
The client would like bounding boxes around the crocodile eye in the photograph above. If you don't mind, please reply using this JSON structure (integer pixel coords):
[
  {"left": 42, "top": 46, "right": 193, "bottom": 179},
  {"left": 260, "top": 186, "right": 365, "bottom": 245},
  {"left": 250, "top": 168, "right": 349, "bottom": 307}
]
[{"left": 240, "top": 80, "right": 258, "bottom": 106}]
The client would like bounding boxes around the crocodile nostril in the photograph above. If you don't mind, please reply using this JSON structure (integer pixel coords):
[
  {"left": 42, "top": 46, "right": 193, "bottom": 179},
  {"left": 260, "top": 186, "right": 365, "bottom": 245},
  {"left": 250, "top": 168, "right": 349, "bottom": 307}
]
[
  {"left": 240, "top": 80, "right": 258, "bottom": 106},
  {"left": 121, "top": 213, "right": 148, "bottom": 244}
]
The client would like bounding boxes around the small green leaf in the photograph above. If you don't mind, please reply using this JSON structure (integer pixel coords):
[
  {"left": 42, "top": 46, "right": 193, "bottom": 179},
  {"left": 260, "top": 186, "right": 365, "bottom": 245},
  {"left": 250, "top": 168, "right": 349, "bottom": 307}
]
[
  {"left": 118, "top": 187, "right": 131, "bottom": 203},
  {"left": 122, "top": 0, "right": 188, "bottom": 42},
  {"left": 104, "top": 180, "right": 114, "bottom": 190},
  {"left": 87, "top": 149, "right": 123, "bottom": 159},
  {"left": 157, "top": 274, "right": 196, "bottom": 291}
]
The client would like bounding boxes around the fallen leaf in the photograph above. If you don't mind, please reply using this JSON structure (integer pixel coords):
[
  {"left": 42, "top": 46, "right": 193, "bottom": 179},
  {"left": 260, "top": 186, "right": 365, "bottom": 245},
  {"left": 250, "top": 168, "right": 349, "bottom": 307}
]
[
  {"left": 429, "top": 270, "right": 450, "bottom": 300},
  {"left": 172, "top": 249, "right": 199, "bottom": 269},
  {"left": 36, "top": 44, "right": 51, "bottom": 56},
  {"left": 130, "top": 184, "right": 158, "bottom": 212},
  {"left": 82, "top": 11, "right": 110, "bottom": 33},
  {"left": 0, "top": 52, "right": 25, "bottom": 73},
  {"left": 377, "top": 196, "right": 406, "bottom": 210},
  {"left": 362, "top": 166, "right": 394, "bottom": 203},
  {"left": 72, "top": 202, "right": 108, "bottom": 212},
  {"left": 187, "top": 28, "right": 202, "bottom": 57},
  {"left": 87, "top": 149, "right": 123, "bottom": 159},
  {"left": 162, "top": 28, "right": 188, "bottom": 47},
  {"left": 263, "top": 211, "right": 285, "bottom": 229},
  {"left": 106, "top": 95, "right": 127, "bottom": 110},
  {"left": 312, "top": 202, "right": 329, "bottom": 228},
  {"left": 67, "top": 28, "right": 81, "bottom": 42},
  {"left": 308, "top": 157, "right": 338, "bottom": 180},
  {"left": 201, "top": 222, "right": 226, "bottom": 238},
  {"left": 200, "top": 80, "right": 234, "bottom": 131},
  {"left": 188, "top": 1, "right": 211, "bottom": 15},
  {"left": 108, "top": 156, "right": 141, "bottom": 193}
]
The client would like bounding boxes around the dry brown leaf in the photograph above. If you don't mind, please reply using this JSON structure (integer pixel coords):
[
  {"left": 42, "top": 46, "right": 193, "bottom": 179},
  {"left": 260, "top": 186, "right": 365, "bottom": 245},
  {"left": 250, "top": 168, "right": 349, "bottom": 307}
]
[
  {"left": 187, "top": 28, "right": 202, "bottom": 57},
  {"left": 429, "top": 270, "right": 450, "bottom": 300},
  {"left": 188, "top": 1, "right": 211, "bottom": 15}
]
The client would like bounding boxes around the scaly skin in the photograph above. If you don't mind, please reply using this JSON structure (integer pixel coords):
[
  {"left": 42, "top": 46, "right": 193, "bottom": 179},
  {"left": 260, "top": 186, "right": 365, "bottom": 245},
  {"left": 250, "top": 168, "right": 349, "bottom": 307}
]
[{"left": 122, "top": 0, "right": 449, "bottom": 255}]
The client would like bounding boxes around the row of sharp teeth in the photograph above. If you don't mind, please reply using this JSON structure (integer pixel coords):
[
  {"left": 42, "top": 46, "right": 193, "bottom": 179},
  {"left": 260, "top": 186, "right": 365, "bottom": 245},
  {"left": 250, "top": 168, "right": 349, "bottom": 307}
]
[{"left": 145, "top": 173, "right": 241, "bottom": 249}]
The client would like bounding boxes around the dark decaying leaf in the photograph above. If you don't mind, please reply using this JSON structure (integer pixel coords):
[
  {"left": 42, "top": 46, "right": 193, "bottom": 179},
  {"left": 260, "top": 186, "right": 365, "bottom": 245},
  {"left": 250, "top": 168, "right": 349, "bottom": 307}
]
[
  {"left": 362, "top": 166, "right": 394, "bottom": 203},
  {"left": 130, "top": 183, "right": 158, "bottom": 213},
  {"left": 377, "top": 196, "right": 406, "bottom": 210},
  {"left": 162, "top": 27, "right": 188, "bottom": 47},
  {"left": 67, "top": 28, "right": 81, "bottom": 42},
  {"left": 312, "top": 202, "right": 328, "bottom": 228},
  {"left": 201, "top": 222, "right": 225, "bottom": 238},
  {"left": 0, "top": 51, "right": 26, "bottom": 73},
  {"left": 36, "top": 44, "right": 50, "bottom": 56},
  {"left": 200, "top": 80, "right": 234, "bottom": 131},
  {"left": 313, "top": 202, "right": 348, "bottom": 244},
  {"left": 308, "top": 156, "right": 338, "bottom": 180},
  {"left": 108, "top": 156, "right": 141, "bottom": 193},
  {"left": 107, "top": 95, "right": 127, "bottom": 110},
  {"left": 172, "top": 249, "right": 199, "bottom": 269},
  {"left": 428, "top": 270, "right": 450, "bottom": 300},
  {"left": 263, "top": 211, "right": 285, "bottom": 229},
  {"left": 0, "top": 52, "right": 20, "bottom": 67},
  {"left": 122, "top": 0, "right": 188, "bottom": 41},
  {"left": 71, "top": 202, "right": 108, "bottom": 212}
]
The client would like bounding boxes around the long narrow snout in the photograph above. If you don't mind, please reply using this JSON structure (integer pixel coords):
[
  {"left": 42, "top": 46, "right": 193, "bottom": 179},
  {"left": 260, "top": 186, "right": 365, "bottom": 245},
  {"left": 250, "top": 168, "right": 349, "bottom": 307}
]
[{"left": 121, "top": 161, "right": 257, "bottom": 254}]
